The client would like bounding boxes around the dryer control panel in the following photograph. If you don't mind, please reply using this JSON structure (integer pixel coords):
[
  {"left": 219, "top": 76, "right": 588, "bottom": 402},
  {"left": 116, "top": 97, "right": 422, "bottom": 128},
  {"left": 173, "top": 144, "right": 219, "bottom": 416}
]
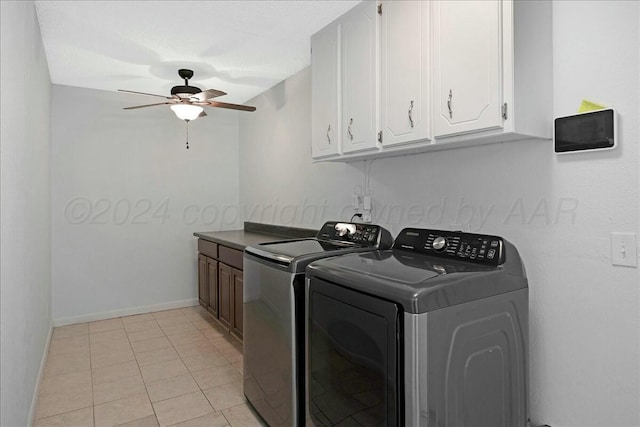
[{"left": 393, "top": 228, "right": 505, "bottom": 266}]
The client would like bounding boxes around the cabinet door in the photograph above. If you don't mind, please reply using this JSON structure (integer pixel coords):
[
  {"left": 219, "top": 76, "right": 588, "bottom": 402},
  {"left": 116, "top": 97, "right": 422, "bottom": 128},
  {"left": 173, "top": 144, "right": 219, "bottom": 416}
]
[
  {"left": 311, "top": 22, "right": 340, "bottom": 159},
  {"left": 341, "top": 0, "right": 378, "bottom": 153},
  {"left": 231, "top": 269, "right": 243, "bottom": 340},
  {"left": 218, "top": 263, "right": 232, "bottom": 330},
  {"left": 381, "top": 0, "right": 430, "bottom": 147},
  {"left": 197, "top": 254, "right": 208, "bottom": 308},
  {"left": 433, "top": 0, "right": 502, "bottom": 137},
  {"left": 207, "top": 259, "right": 218, "bottom": 317}
]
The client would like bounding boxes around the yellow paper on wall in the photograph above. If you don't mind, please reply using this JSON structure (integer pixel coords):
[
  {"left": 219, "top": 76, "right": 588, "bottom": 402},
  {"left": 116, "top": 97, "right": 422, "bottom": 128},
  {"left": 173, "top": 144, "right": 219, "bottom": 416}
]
[{"left": 578, "top": 99, "right": 607, "bottom": 113}]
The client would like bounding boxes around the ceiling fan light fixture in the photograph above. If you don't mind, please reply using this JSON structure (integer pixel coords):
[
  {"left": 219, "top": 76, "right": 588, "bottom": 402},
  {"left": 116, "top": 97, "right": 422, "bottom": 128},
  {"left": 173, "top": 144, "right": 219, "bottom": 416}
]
[
  {"left": 120, "top": 69, "right": 256, "bottom": 118},
  {"left": 170, "top": 104, "right": 204, "bottom": 121}
]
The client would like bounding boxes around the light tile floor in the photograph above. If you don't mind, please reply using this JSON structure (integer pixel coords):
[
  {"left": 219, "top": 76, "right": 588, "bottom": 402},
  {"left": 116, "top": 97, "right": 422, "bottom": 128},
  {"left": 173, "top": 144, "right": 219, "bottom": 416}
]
[{"left": 33, "top": 306, "right": 266, "bottom": 427}]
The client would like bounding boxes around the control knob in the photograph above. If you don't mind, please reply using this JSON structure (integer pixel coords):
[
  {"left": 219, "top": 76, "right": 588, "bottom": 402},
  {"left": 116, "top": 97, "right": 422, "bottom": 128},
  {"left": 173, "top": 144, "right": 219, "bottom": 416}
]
[{"left": 432, "top": 236, "right": 448, "bottom": 251}]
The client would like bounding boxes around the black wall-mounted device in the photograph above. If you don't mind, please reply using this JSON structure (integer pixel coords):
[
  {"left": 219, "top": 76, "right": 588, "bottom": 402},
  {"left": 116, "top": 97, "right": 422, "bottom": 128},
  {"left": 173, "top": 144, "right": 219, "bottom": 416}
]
[{"left": 554, "top": 108, "right": 616, "bottom": 153}]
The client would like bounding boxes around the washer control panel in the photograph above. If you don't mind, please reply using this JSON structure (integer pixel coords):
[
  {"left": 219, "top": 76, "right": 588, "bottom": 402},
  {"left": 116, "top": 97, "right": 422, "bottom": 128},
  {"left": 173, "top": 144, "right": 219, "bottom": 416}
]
[
  {"left": 318, "top": 222, "right": 383, "bottom": 246},
  {"left": 393, "top": 228, "right": 505, "bottom": 266}
]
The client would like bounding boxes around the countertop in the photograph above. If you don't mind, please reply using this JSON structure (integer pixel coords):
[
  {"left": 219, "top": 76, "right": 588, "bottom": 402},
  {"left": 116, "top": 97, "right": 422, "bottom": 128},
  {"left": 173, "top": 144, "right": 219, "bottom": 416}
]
[{"left": 194, "top": 222, "right": 317, "bottom": 251}]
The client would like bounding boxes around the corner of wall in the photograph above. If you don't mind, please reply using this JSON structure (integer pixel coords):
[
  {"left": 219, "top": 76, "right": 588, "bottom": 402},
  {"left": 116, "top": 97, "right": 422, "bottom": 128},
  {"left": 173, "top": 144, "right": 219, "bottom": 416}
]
[
  {"left": 1, "top": 1, "right": 53, "bottom": 425},
  {"left": 27, "top": 324, "right": 53, "bottom": 427}
]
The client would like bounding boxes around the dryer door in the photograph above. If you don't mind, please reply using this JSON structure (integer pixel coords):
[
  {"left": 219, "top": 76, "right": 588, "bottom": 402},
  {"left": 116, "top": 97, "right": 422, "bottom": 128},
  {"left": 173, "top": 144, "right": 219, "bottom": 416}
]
[{"left": 307, "top": 277, "right": 402, "bottom": 426}]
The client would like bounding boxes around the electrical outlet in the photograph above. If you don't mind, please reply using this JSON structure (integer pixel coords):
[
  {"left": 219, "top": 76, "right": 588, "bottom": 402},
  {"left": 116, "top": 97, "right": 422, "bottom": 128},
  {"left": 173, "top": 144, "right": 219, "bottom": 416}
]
[
  {"left": 352, "top": 194, "right": 360, "bottom": 210},
  {"left": 362, "top": 212, "right": 372, "bottom": 223},
  {"left": 363, "top": 195, "right": 372, "bottom": 211},
  {"left": 611, "top": 232, "right": 638, "bottom": 267}
]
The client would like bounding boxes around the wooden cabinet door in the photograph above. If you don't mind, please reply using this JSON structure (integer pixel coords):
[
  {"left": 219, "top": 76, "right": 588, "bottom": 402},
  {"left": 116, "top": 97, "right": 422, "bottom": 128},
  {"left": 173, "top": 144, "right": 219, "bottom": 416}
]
[
  {"left": 198, "top": 254, "right": 208, "bottom": 308},
  {"left": 341, "top": 0, "right": 378, "bottom": 153},
  {"left": 231, "top": 269, "right": 243, "bottom": 339},
  {"left": 433, "top": 0, "right": 502, "bottom": 137},
  {"left": 311, "top": 22, "right": 341, "bottom": 159},
  {"left": 218, "top": 263, "right": 232, "bottom": 329},
  {"left": 207, "top": 259, "right": 218, "bottom": 317},
  {"left": 381, "top": 0, "right": 430, "bottom": 147}
]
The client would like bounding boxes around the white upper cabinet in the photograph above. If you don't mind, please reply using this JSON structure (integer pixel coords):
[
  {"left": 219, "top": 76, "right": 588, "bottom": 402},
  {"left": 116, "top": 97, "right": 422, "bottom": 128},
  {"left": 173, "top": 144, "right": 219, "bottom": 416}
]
[
  {"left": 310, "top": 0, "right": 552, "bottom": 162},
  {"left": 311, "top": 22, "right": 340, "bottom": 158},
  {"left": 432, "top": 0, "right": 553, "bottom": 146},
  {"left": 341, "top": 1, "right": 379, "bottom": 154},
  {"left": 433, "top": 0, "right": 502, "bottom": 137},
  {"left": 381, "top": 0, "right": 430, "bottom": 147}
]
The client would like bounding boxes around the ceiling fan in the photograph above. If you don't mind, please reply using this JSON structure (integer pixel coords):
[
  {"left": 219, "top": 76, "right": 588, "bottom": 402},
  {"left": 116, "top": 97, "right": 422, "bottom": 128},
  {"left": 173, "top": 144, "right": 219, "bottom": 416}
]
[{"left": 119, "top": 68, "right": 256, "bottom": 122}]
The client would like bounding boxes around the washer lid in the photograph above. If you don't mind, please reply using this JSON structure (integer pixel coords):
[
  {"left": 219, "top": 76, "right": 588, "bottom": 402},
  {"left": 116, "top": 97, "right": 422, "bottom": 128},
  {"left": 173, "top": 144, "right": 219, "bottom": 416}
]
[
  {"left": 247, "top": 238, "right": 356, "bottom": 264},
  {"left": 244, "top": 221, "right": 393, "bottom": 273},
  {"left": 245, "top": 238, "right": 375, "bottom": 273},
  {"left": 307, "top": 250, "right": 527, "bottom": 313}
]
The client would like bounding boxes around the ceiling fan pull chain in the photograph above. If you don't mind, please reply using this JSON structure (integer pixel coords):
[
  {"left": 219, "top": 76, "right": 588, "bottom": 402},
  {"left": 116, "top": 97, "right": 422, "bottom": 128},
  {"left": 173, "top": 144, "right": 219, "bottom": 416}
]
[{"left": 185, "top": 121, "right": 190, "bottom": 149}]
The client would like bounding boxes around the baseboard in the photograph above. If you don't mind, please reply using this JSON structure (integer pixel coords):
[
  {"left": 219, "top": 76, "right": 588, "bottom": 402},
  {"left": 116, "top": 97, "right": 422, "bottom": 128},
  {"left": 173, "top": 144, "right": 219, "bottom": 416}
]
[
  {"left": 27, "top": 323, "right": 53, "bottom": 427},
  {"left": 52, "top": 298, "right": 199, "bottom": 326}
]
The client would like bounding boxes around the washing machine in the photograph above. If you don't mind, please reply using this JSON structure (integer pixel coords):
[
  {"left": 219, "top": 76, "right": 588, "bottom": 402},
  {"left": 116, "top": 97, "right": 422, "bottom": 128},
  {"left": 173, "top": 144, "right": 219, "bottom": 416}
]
[
  {"left": 305, "top": 228, "right": 529, "bottom": 427},
  {"left": 243, "top": 221, "right": 393, "bottom": 426}
]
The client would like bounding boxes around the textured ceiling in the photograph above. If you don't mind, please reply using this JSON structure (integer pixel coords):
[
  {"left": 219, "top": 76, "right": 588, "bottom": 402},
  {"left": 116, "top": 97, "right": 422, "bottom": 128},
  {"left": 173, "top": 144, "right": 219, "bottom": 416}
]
[{"left": 34, "top": 1, "right": 359, "bottom": 104}]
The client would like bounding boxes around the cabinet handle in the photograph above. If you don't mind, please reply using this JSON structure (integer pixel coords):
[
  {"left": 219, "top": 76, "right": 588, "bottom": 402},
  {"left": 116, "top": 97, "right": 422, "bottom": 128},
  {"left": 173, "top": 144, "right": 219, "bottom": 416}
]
[
  {"left": 447, "top": 89, "right": 453, "bottom": 119},
  {"left": 408, "top": 100, "right": 414, "bottom": 128},
  {"left": 347, "top": 118, "right": 354, "bottom": 141},
  {"left": 327, "top": 124, "right": 331, "bottom": 144}
]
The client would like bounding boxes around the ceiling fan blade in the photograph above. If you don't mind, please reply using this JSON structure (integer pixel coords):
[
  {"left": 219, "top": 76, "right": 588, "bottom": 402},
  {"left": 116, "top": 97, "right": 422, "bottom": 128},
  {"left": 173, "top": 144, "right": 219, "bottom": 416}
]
[
  {"left": 207, "top": 101, "right": 256, "bottom": 112},
  {"left": 123, "top": 102, "right": 173, "bottom": 110},
  {"left": 190, "top": 89, "right": 227, "bottom": 102},
  {"left": 118, "top": 89, "right": 174, "bottom": 99}
]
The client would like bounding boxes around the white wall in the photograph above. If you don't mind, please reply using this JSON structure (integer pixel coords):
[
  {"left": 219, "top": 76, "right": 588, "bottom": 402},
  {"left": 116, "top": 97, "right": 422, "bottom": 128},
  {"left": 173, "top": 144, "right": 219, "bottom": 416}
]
[
  {"left": 239, "top": 71, "right": 363, "bottom": 225},
  {"left": 239, "top": 2, "right": 640, "bottom": 426},
  {"left": 0, "top": 1, "right": 52, "bottom": 426},
  {"left": 51, "top": 85, "right": 240, "bottom": 324}
]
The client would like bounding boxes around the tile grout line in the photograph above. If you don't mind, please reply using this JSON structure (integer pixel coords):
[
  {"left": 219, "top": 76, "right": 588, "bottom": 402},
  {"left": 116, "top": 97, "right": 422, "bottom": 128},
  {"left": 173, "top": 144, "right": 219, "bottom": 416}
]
[
  {"left": 190, "top": 309, "right": 241, "bottom": 427},
  {"left": 125, "top": 314, "right": 162, "bottom": 427},
  {"left": 188, "top": 310, "right": 237, "bottom": 427},
  {"left": 32, "top": 404, "right": 94, "bottom": 426},
  {"left": 33, "top": 325, "right": 94, "bottom": 425},
  {"left": 91, "top": 319, "right": 154, "bottom": 426},
  {"left": 123, "top": 309, "right": 225, "bottom": 426},
  {"left": 161, "top": 312, "right": 220, "bottom": 426},
  {"left": 44, "top": 308, "right": 251, "bottom": 427},
  {"left": 174, "top": 308, "right": 237, "bottom": 426}
]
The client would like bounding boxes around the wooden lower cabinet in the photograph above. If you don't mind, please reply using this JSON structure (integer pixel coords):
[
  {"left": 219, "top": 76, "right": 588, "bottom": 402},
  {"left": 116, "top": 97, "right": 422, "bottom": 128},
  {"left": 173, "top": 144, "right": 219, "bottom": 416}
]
[
  {"left": 197, "top": 240, "right": 244, "bottom": 341},
  {"left": 198, "top": 254, "right": 209, "bottom": 308},
  {"left": 198, "top": 254, "right": 218, "bottom": 315},
  {"left": 231, "top": 269, "right": 243, "bottom": 339},
  {"left": 218, "top": 263, "right": 232, "bottom": 330},
  {"left": 217, "top": 263, "right": 244, "bottom": 339},
  {"left": 207, "top": 258, "right": 218, "bottom": 317}
]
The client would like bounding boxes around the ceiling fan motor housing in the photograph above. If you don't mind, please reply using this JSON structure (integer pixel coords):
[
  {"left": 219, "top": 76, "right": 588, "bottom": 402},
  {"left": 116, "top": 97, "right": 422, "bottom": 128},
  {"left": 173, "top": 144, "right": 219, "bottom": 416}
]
[
  {"left": 178, "top": 69, "right": 194, "bottom": 80},
  {"left": 172, "top": 69, "right": 201, "bottom": 97},
  {"left": 171, "top": 85, "right": 201, "bottom": 97}
]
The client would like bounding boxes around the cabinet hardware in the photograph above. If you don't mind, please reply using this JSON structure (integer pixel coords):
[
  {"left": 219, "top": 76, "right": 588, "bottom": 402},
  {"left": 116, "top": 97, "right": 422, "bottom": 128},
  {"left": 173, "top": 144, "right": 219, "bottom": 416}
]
[
  {"left": 378, "top": 131, "right": 383, "bottom": 143},
  {"left": 378, "top": 3, "right": 382, "bottom": 15},
  {"left": 447, "top": 89, "right": 453, "bottom": 119},
  {"left": 408, "top": 100, "right": 414, "bottom": 128},
  {"left": 347, "top": 118, "right": 354, "bottom": 140},
  {"left": 502, "top": 103, "right": 508, "bottom": 120},
  {"left": 327, "top": 124, "right": 331, "bottom": 143}
]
